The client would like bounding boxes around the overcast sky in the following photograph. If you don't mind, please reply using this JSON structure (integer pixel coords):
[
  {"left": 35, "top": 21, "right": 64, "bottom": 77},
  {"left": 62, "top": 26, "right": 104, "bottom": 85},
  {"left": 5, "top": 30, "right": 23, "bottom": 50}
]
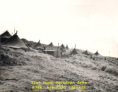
[{"left": 0, "top": 0, "right": 118, "bottom": 57}]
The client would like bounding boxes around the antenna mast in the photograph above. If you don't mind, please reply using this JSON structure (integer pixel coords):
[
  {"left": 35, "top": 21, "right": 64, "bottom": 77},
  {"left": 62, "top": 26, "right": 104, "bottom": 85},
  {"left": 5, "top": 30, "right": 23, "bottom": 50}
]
[
  {"left": 109, "top": 51, "right": 110, "bottom": 57},
  {"left": 75, "top": 44, "right": 76, "bottom": 49}
]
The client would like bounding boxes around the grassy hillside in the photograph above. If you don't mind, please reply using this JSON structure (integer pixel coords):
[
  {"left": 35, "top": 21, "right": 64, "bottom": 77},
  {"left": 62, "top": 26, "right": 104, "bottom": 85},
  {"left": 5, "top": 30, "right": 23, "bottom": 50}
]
[
  {"left": 21, "top": 38, "right": 54, "bottom": 48},
  {"left": 21, "top": 38, "right": 37, "bottom": 48},
  {"left": 0, "top": 46, "right": 118, "bottom": 92}
]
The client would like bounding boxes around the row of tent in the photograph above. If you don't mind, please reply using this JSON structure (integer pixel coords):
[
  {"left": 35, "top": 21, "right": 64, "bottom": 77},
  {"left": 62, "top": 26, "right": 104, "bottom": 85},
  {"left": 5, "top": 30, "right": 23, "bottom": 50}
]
[
  {"left": 71, "top": 49, "right": 100, "bottom": 56},
  {"left": 0, "top": 30, "right": 27, "bottom": 48},
  {"left": 0, "top": 30, "right": 70, "bottom": 57},
  {"left": 0, "top": 30, "right": 69, "bottom": 49},
  {"left": 33, "top": 40, "right": 69, "bottom": 50},
  {"left": 0, "top": 30, "right": 100, "bottom": 56}
]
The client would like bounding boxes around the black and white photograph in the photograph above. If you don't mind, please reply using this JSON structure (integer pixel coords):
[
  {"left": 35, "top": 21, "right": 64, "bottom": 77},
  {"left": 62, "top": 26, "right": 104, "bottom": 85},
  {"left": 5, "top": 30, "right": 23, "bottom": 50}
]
[{"left": 0, "top": 0, "right": 118, "bottom": 92}]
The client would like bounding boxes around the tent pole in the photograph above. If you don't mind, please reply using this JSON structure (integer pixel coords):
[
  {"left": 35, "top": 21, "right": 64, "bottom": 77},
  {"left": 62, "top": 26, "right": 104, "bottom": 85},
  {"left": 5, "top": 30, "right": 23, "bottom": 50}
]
[
  {"left": 14, "top": 28, "right": 15, "bottom": 34},
  {"left": 0, "top": 35, "right": 1, "bottom": 61}
]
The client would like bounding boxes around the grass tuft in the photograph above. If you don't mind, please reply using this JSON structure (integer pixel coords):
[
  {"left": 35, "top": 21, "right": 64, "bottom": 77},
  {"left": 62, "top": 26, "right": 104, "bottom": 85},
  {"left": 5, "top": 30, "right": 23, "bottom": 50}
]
[
  {"left": 101, "top": 66, "right": 107, "bottom": 71},
  {"left": 105, "top": 67, "right": 118, "bottom": 76}
]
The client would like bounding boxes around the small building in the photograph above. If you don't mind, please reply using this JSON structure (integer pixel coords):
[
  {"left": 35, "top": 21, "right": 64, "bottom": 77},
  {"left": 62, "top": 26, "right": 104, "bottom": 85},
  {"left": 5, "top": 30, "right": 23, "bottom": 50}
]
[
  {"left": 36, "top": 47, "right": 44, "bottom": 51},
  {"left": 43, "top": 49, "right": 62, "bottom": 58}
]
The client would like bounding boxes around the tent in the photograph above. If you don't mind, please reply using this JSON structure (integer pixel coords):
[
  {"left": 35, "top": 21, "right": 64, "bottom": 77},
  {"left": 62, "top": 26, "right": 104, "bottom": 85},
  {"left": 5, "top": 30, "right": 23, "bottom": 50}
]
[
  {"left": 33, "top": 40, "right": 44, "bottom": 49},
  {"left": 48, "top": 42, "right": 53, "bottom": 46},
  {"left": 70, "top": 48, "right": 78, "bottom": 55},
  {"left": 3, "top": 34, "right": 27, "bottom": 48},
  {"left": 83, "top": 50, "right": 89, "bottom": 55},
  {"left": 94, "top": 50, "right": 100, "bottom": 55},
  {"left": 1, "top": 30, "right": 11, "bottom": 37},
  {"left": 61, "top": 44, "right": 65, "bottom": 49},
  {"left": 33, "top": 42, "right": 42, "bottom": 48},
  {"left": 0, "top": 30, "right": 11, "bottom": 43}
]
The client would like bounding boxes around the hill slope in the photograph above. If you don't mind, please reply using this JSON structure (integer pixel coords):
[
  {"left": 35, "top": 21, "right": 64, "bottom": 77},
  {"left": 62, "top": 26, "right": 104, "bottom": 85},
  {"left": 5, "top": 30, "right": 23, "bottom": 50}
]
[{"left": 0, "top": 46, "right": 118, "bottom": 92}]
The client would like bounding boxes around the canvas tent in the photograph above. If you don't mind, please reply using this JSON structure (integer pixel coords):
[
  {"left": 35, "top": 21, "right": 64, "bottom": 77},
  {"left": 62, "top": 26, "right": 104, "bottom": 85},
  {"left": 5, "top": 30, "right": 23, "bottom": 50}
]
[
  {"left": 83, "top": 50, "right": 89, "bottom": 55},
  {"left": 3, "top": 34, "right": 27, "bottom": 48},
  {"left": 48, "top": 42, "right": 53, "bottom": 46},
  {"left": 61, "top": 44, "right": 65, "bottom": 49},
  {"left": 1, "top": 30, "right": 11, "bottom": 37},
  {"left": 94, "top": 50, "right": 100, "bottom": 55},
  {"left": 33, "top": 40, "right": 44, "bottom": 51},
  {"left": 70, "top": 48, "right": 78, "bottom": 55},
  {"left": 0, "top": 30, "right": 11, "bottom": 43},
  {"left": 33, "top": 42, "right": 42, "bottom": 48},
  {"left": 33, "top": 40, "right": 43, "bottom": 48}
]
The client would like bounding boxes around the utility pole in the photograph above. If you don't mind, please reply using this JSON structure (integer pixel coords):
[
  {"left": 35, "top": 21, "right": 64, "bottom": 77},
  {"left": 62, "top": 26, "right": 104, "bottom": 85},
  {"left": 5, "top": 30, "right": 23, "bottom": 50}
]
[
  {"left": 15, "top": 30, "right": 18, "bottom": 35},
  {"left": 38, "top": 40, "right": 40, "bottom": 43},
  {"left": 57, "top": 43, "right": 59, "bottom": 57},
  {"left": 109, "top": 51, "right": 110, "bottom": 57},
  {"left": 75, "top": 44, "right": 76, "bottom": 49},
  {"left": 58, "top": 43, "right": 59, "bottom": 48}
]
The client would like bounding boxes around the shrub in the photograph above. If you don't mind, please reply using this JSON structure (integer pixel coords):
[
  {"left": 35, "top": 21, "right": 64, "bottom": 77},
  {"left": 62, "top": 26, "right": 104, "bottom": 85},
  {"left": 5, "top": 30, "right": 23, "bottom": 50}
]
[
  {"left": 21, "top": 48, "right": 31, "bottom": 52},
  {"left": 101, "top": 66, "right": 107, "bottom": 71},
  {"left": 105, "top": 68, "right": 118, "bottom": 76},
  {"left": 0, "top": 54, "right": 16, "bottom": 66},
  {"left": 0, "top": 54, "right": 26, "bottom": 66},
  {"left": 91, "top": 67, "right": 97, "bottom": 70}
]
